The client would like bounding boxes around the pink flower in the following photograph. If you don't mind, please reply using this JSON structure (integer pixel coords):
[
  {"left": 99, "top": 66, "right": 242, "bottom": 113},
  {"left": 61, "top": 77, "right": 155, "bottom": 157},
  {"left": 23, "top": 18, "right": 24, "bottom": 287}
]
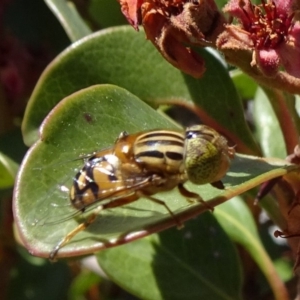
[{"left": 218, "top": 0, "right": 300, "bottom": 77}]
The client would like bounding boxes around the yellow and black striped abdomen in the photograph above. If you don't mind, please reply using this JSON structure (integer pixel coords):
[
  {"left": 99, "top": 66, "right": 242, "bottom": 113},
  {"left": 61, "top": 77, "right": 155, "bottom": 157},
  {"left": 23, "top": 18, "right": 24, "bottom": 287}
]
[
  {"left": 133, "top": 130, "right": 185, "bottom": 173},
  {"left": 70, "top": 154, "right": 125, "bottom": 210}
]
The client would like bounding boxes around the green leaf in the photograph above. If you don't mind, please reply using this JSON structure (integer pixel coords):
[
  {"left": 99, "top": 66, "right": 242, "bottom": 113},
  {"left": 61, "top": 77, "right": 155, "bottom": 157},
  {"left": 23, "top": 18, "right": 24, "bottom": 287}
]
[
  {"left": 15, "top": 84, "right": 178, "bottom": 258},
  {"left": 14, "top": 85, "right": 296, "bottom": 260},
  {"left": 22, "top": 26, "right": 185, "bottom": 145},
  {"left": 0, "top": 128, "right": 27, "bottom": 190},
  {"left": 273, "top": 258, "right": 293, "bottom": 282},
  {"left": 97, "top": 212, "right": 242, "bottom": 300},
  {"left": 0, "top": 152, "right": 18, "bottom": 189},
  {"left": 253, "top": 88, "right": 286, "bottom": 158},
  {"left": 231, "top": 69, "right": 258, "bottom": 100},
  {"left": 215, "top": 197, "right": 259, "bottom": 248},
  {"left": 22, "top": 26, "right": 257, "bottom": 155},
  {"left": 215, "top": 197, "right": 286, "bottom": 299},
  {"left": 88, "top": 0, "right": 127, "bottom": 28},
  {"left": 214, "top": 0, "right": 228, "bottom": 10},
  {"left": 68, "top": 269, "right": 101, "bottom": 299},
  {"left": 44, "top": 0, "right": 92, "bottom": 42}
]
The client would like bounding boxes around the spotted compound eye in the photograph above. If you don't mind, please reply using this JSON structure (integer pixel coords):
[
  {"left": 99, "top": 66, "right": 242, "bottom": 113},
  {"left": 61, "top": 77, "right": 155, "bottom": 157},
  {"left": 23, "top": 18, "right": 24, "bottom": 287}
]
[{"left": 184, "top": 125, "right": 235, "bottom": 185}]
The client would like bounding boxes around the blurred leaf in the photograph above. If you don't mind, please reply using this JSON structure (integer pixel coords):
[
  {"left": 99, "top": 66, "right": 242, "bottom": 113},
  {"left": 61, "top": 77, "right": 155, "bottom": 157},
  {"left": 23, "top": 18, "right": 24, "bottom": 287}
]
[
  {"left": 45, "top": 0, "right": 92, "bottom": 42},
  {"left": 14, "top": 85, "right": 297, "bottom": 260},
  {"left": 0, "top": 129, "right": 26, "bottom": 190},
  {"left": 97, "top": 212, "right": 242, "bottom": 300},
  {"left": 215, "top": 197, "right": 259, "bottom": 253},
  {"left": 0, "top": 152, "right": 18, "bottom": 189},
  {"left": 9, "top": 251, "right": 70, "bottom": 300},
  {"left": 215, "top": 0, "right": 228, "bottom": 10},
  {"left": 68, "top": 270, "right": 101, "bottom": 300},
  {"left": 295, "top": 95, "right": 300, "bottom": 116},
  {"left": 0, "top": 129, "right": 28, "bottom": 164},
  {"left": 231, "top": 69, "right": 258, "bottom": 100},
  {"left": 88, "top": 0, "right": 127, "bottom": 28},
  {"left": 253, "top": 88, "right": 286, "bottom": 158},
  {"left": 4, "top": 0, "right": 69, "bottom": 52},
  {"left": 0, "top": 86, "right": 13, "bottom": 135},
  {"left": 215, "top": 197, "right": 286, "bottom": 299},
  {"left": 273, "top": 259, "right": 293, "bottom": 282},
  {"left": 22, "top": 26, "right": 257, "bottom": 155},
  {"left": 0, "top": 187, "right": 13, "bottom": 202}
]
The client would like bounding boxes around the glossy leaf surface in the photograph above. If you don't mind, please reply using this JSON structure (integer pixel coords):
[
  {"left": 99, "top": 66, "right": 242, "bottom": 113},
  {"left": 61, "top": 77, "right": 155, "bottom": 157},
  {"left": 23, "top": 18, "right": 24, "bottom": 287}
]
[
  {"left": 97, "top": 212, "right": 242, "bottom": 300},
  {"left": 14, "top": 85, "right": 296, "bottom": 259},
  {"left": 23, "top": 26, "right": 257, "bottom": 154}
]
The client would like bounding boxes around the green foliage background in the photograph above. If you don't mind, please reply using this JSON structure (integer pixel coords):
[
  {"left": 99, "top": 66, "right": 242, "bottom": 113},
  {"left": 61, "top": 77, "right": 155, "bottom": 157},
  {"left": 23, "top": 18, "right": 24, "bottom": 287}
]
[{"left": 0, "top": 0, "right": 297, "bottom": 299}]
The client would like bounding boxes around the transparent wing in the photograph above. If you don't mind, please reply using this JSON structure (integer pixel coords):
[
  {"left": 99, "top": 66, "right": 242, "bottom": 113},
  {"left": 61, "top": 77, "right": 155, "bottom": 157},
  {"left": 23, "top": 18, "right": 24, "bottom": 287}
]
[{"left": 31, "top": 154, "right": 155, "bottom": 227}]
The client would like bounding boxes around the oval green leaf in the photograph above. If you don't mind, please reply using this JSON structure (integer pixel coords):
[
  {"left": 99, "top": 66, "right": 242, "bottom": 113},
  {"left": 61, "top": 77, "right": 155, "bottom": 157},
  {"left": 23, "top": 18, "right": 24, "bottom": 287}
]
[
  {"left": 22, "top": 26, "right": 257, "bottom": 155},
  {"left": 97, "top": 212, "right": 242, "bottom": 300},
  {"left": 14, "top": 85, "right": 296, "bottom": 259}
]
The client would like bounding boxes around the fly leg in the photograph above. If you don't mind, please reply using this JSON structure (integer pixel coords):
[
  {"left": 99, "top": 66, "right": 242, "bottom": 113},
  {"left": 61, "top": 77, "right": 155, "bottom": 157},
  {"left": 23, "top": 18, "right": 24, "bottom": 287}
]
[
  {"left": 49, "top": 205, "right": 104, "bottom": 261},
  {"left": 210, "top": 180, "right": 225, "bottom": 189},
  {"left": 49, "top": 193, "right": 140, "bottom": 260},
  {"left": 137, "top": 192, "right": 184, "bottom": 229},
  {"left": 178, "top": 183, "right": 214, "bottom": 212}
]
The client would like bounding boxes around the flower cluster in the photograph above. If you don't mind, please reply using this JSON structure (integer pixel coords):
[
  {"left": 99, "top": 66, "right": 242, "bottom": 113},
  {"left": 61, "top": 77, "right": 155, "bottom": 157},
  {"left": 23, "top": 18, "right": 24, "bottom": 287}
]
[
  {"left": 119, "top": 0, "right": 225, "bottom": 77},
  {"left": 119, "top": 0, "right": 300, "bottom": 81},
  {"left": 218, "top": 0, "right": 300, "bottom": 78}
]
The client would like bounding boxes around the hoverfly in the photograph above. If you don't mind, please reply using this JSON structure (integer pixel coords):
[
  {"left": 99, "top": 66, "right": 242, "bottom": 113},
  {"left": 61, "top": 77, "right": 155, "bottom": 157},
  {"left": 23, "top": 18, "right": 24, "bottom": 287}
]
[{"left": 49, "top": 124, "right": 235, "bottom": 259}]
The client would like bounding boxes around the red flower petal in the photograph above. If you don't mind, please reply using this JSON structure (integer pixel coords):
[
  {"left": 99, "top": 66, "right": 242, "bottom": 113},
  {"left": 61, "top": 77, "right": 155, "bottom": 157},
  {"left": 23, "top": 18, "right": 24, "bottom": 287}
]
[
  {"left": 255, "top": 49, "right": 280, "bottom": 77},
  {"left": 119, "top": 0, "right": 143, "bottom": 30}
]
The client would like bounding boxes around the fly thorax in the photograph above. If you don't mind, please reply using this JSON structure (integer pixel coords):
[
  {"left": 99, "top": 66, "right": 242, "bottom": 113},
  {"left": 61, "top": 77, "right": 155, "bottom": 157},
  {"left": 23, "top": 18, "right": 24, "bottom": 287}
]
[{"left": 184, "top": 125, "right": 235, "bottom": 185}]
